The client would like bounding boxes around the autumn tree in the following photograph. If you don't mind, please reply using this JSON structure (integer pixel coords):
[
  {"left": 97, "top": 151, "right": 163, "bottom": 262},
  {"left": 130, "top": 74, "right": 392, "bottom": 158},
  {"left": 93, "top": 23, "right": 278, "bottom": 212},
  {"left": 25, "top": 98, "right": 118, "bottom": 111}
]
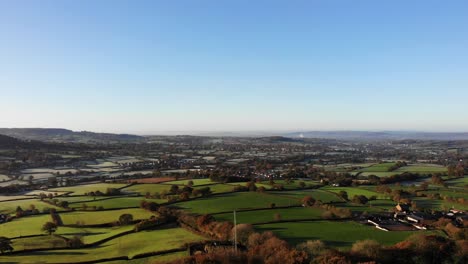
[
  {"left": 338, "top": 191, "right": 348, "bottom": 201},
  {"left": 42, "top": 222, "right": 57, "bottom": 235},
  {"left": 351, "top": 239, "right": 382, "bottom": 260},
  {"left": 0, "top": 237, "right": 13, "bottom": 254},
  {"left": 302, "top": 196, "right": 316, "bottom": 206},
  {"left": 297, "top": 240, "right": 327, "bottom": 259},
  {"left": 119, "top": 214, "right": 134, "bottom": 225},
  {"left": 231, "top": 224, "right": 254, "bottom": 245}
]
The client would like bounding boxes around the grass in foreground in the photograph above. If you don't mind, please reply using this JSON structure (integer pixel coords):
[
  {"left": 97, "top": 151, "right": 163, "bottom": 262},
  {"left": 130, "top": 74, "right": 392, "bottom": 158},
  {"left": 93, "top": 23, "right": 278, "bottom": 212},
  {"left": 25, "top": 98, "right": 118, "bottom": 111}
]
[
  {"left": 255, "top": 220, "right": 437, "bottom": 249},
  {"left": 0, "top": 227, "right": 204, "bottom": 263}
]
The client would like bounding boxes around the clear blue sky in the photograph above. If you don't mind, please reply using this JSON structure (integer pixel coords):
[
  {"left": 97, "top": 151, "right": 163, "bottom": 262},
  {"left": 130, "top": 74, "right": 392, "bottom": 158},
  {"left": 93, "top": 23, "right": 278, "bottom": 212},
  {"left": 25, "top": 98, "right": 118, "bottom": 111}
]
[{"left": 1, "top": 0, "right": 467, "bottom": 134}]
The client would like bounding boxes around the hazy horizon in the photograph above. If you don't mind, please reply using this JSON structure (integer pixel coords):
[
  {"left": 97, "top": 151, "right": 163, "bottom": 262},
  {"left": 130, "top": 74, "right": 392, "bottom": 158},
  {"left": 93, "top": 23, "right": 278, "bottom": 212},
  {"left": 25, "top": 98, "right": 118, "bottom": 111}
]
[
  {"left": 2, "top": 127, "right": 468, "bottom": 136},
  {"left": 1, "top": 1, "right": 467, "bottom": 132}
]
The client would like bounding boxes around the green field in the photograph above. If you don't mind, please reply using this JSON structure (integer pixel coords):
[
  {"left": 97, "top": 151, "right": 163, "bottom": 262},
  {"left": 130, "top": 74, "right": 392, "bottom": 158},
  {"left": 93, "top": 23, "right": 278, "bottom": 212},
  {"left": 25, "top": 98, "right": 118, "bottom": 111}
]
[
  {"left": 357, "top": 163, "right": 397, "bottom": 172},
  {"left": 321, "top": 186, "right": 386, "bottom": 199},
  {"left": 122, "top": 184, "right": 173, "bottom": 195},
  {"left": 0, "top": 227, "right": 203, "bottom": 263},
  {"left": 255, "top": 221, "right": 435, "bottom": 249},
  {"left": 226, "top": 182, "right": 274, "bottom": 190},
  {"left": 60, "top": 208, "right": 156, "bottom": 225},
  {"left": 269, "top": 189, "right": 342, "bottom": 203},
  {"left": 173, "top": 192, "right": 300, "bottom": 214},
  {"left": 359, "top": 172, "right": 397, "bottom": 177},
  {"left": 334, "top": 200, "right": 395, "bottom": 213},
  {"left": 422, "top": 188, "right": 468, "bottom": 199},
  {"left": 101, "top": 251, "right": 188, "bottom": 264},
  {"left": 194, "top": 183, "right": 235, "bottom": 194},
  {"left": 445, "top": 176, "right": 468, "bottom": 187},
  {"left": 0, "top": 195, "right": 31, "bottom": 201},
  {"left": 214, "top": 206, "right": 324, "bottom": 223},
  {"left": 0, "top": 214, "right": 52, "bottom": 237},
  {"left": 412, "top": 197, "right": 468, "bottom": 211},
  {"left": 262, "top": 180, "right": 321, "bottom": 190},
  {"left": 163, "top": 178, "right": 213, "bottom": 186},
  {"left": 49, "top": 183, "right": 129, "bottom": 195},
  {"left": 395, "top": 164, "right": 447, "bottom": 173},
  {"left": 54, "top": 195, "right": 112, "bottom": 203},
  {"left": 11, "top": 235, "right": 67, "bottom": 251},
  {"left": 68, "top": 197, "right": 166, "bottom": 209},
  {"left": 0, "top": 199, "right": 62, "bottom": 214},
  {"left": 59, "top": 225, "right": 135, "bottom": 244}
]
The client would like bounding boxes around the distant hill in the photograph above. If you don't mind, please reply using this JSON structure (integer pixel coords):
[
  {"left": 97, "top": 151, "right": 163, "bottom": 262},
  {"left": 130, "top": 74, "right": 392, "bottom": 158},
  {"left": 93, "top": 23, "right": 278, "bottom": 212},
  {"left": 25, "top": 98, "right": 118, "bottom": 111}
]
[
  {"left": 0, "top": 128, "right": 145, "bottom": 144},
  {"left": 0, "top": 134, "right": 23, "bottom": 147},
  {"left": 284, "top": 131, "right": 468, "bottom": 141}
]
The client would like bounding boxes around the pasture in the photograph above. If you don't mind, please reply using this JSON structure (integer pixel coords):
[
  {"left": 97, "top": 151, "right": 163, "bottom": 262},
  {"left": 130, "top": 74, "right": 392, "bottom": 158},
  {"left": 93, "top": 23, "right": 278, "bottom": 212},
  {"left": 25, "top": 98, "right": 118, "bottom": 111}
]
[
  {"left": 445, "top": 176, "right": 468, "bottom": 187},
  {"left": 164, "top": 178, "right": 213, "bottom": 186},
  {"left": 270, "top": 189, "right": 342, "bottom": 203},
  {"left": 0, "top": 227, "right": 203, "bottom": 263},
  {"left": 67, "top": 197, "right": 166, "bottom": 209},
  {"left": 395, "top": 164, "right": 447, "bottom": 173},
  {"left": 59, "top": 208, "right": 155, "bottom": 225},
  {"left": 173, "top": 192, "right": 300, "bottom": 214},
  {"left": 214, "top": 206, "right": 324, "bottom": 224},
  {"left": 0, "top": 199, "right": 62, "bottom": 214},
  {"left": 122, "top": 183, "right": 173, "bottom": 195},
  {"left": 321, "top": 186, "right": 385, "bottom": 199},
  {"left": 255, "top": 221, "right": 433, "bottom": 249},
  {"left": 357, "top": 162, "right": 397, "bottom": 172},
  {"left": 49, "top": 183, "right": 129, "bottom": 195}
]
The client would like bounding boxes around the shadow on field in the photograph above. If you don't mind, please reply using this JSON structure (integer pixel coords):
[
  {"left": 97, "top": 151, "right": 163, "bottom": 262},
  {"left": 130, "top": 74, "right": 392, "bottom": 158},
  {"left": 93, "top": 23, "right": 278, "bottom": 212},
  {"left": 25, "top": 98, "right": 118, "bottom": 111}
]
[
  {"left": 15, "top": 251, "right": 87, "bottom": 256},
  {"left": 59, "top": 232, "right": 106, "bottom": 236}
]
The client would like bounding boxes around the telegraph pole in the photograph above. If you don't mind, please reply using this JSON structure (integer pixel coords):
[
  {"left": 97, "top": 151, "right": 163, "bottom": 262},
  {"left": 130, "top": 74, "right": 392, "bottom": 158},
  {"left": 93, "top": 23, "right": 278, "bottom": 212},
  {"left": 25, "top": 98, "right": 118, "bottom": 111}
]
[{"left": 233, "top": 210, "right": 237, "bottom": 252}]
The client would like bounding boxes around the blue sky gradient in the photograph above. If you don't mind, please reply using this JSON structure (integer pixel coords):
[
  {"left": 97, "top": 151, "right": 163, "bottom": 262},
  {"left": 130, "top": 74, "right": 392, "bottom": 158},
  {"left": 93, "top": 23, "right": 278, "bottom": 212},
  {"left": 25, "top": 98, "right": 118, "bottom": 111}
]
[{"left": 1, "top": 1, "right": 467, "bottom": 133}]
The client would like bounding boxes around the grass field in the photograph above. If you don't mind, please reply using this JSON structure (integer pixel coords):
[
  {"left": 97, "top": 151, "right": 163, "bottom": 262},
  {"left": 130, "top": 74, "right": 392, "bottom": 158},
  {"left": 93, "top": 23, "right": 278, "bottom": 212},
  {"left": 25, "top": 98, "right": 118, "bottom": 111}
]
[
  {"left": 0, "top": 227, "right": 203, "bottom": 263},
  {"left": 173, "top": 192, "right": 300, "bottom": 214},
  {"left": 122, "top": 184, "right": 173, "bottom": 195},
  {"left": 269, "top": 189, "right": 342, "bottom": 203},
  {"left": 54, "top": 195, "right": 112, "bottom": 203},
  {"left": 445, "top": 176, "right": 468, "bottom": 187},
  {"left": 11, "top": 235, "right": 67, "bottom": 251},
  {"left": 60, "top": 208, "right": 155, "bottom": 225},
  {"left": 422, "top": 188, "right": 468, "bottom": 199},
  {"left": 101, "top": 251, "right": 188, "bottom": 264},
  {"left": 0, "top": 214, "right": 52, "bottom": 237},
  {"left": 357, "top": 163, "right": 397, "bottom": 172},
  {"left": 163, "top": 178, "right": 213, "bottom": 186},
  {"left": 255, "top": 221, "right": 435, "bottom": 249},
  {"left": 359, "top": 172, "right": 397, "bottom": 177},
  {"left": 194, "top": 183, "right": 235, "bottom": 194},
  {"left": 412, "top": 197, "right": 468, "bottom": 211},
  {"left": 324, "top": 163, "right": 376, "bottom": 172},
  {"left": 49, "top": 183, "right": 129, "bottom": 195},
  {"left": 214, "top": 206, "right": 324, "bottom": 223},
  {"left": 0, "top": 199, "right": 62, "bottom": 214},
  {"left": 59, "top": 225, "right": 135, "bottom": 244},
  {"left": 263, "top": 180, "right": 322, "bottom": 190},
  {"left": 321, "top": 186, "right": 386, "bottom": 199},
  {"left": 67, "top": 197, "right": 166, "bottom": 209},
  {"left": 127, "top": 177, "right": 175, "bottom": 184},
  {"left": 334, "top": 200, "right": 394, "bottom": 214},
  {"left": 395, "top": 164, "right": 447, "bottom": 173},
  {"left": 0, "top": 195, "right": 31, "bottom": 201},
  {"left": 226, "top": 182, "right": 274, "bottom": 190}
]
